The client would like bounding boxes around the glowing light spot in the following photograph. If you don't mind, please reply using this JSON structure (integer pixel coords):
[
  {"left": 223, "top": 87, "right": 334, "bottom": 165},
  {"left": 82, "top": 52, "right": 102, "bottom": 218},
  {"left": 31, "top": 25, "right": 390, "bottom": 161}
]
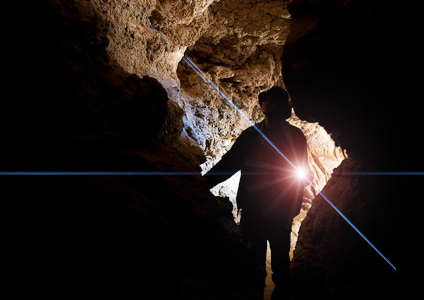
[{"left": 296, "top": 168, "right": 306, "bottom": 179}]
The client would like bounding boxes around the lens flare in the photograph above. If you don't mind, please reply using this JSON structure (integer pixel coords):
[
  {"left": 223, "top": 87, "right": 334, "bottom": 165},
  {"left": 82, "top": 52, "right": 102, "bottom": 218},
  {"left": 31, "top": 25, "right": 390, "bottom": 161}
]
[{"left": 296, "top": 168, "right": 306, "bottom": 179}]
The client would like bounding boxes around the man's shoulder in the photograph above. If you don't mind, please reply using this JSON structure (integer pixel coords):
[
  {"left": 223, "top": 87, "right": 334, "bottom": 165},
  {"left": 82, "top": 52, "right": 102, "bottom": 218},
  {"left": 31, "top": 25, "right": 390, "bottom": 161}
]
[
  {"left": 282, "top": 122, "right": 307, "bottom": 140},
  {"left": 234, "top": 125, "right": 261, "bottom": 145},
  {"left": 235, "top": 121, "right": 257, "bottom": 134},
  {"left": 283, "top": 121, "right": 302, "bottom": 133}
]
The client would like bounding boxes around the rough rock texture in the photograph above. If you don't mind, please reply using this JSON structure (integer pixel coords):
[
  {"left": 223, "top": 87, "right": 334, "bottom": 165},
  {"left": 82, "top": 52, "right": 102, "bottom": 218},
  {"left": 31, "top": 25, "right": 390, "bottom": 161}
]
[
  {"left": 96, "top": 0, "right": 292, "bottom": 167},
  {"left": 3, "top": 0, "right": 422, "bottom": 299},
  {"left": 177, "top": 0, "right": 292, "bottom": 165}
]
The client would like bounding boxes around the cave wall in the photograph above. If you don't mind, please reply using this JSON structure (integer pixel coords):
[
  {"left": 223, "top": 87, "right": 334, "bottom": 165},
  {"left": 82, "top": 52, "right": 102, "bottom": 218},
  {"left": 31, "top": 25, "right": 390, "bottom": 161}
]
[
  {"left": 94, "top": 0, "right": 292, "bottom": 167},
  {"left": 3, "top": 0, "right": 422, "bottom": 299},
  {"left": 291, "top": 158, "right": 399, "bottom": 298},
  {"left": 283, "top": 0, "right": 423, "bottom": 298},
  {"left": 2, "top": 1, "right": 263, "bottom": 298}
]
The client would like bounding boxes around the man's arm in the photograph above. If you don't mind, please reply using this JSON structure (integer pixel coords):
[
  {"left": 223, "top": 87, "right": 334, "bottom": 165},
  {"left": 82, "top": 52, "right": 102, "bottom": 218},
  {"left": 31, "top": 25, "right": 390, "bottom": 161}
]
[{"left": 203, "top": 132, "right": 247, "bottom": 190}]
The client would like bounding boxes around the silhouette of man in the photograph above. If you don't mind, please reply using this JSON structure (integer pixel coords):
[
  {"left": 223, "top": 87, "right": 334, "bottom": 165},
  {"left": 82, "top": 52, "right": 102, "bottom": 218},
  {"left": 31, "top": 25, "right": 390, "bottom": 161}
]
[{"left": 205, "top": 86, "right": 311, "bottom": 299}]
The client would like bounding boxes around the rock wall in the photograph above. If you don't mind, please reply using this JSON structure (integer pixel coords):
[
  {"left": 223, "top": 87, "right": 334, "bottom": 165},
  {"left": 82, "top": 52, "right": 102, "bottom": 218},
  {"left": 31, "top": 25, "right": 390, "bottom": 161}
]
[
  {"left": 3, "top": 0, "right": 422, "bottom": 299},
  {"left": 291, "top": 158, "right": 399, "bottom": 298},
  {"left": 3, "top": 1, "right": 264, "bottom": 298},
  {"left": 97, "top": 0, "right": 292, "bottom": 168}
]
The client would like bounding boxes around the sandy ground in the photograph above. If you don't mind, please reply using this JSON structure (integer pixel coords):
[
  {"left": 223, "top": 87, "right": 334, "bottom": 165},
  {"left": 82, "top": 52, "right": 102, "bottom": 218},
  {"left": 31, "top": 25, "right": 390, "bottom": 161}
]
[{"left": 264, "top": 241, "right": 274, "bottom": 300}]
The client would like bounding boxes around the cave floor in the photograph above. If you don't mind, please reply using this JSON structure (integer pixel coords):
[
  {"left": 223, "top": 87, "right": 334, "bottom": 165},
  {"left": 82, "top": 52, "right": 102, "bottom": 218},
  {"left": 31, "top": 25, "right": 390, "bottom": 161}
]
[{"left": 264, "top": 242, "right": 274, "bottom": 300}]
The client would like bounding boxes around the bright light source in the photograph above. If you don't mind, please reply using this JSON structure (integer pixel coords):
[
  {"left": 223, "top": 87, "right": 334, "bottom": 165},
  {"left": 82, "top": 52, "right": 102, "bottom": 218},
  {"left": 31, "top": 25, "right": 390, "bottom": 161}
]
[{"left": 296, "top": 168, "right": 306, "bottom": 179}]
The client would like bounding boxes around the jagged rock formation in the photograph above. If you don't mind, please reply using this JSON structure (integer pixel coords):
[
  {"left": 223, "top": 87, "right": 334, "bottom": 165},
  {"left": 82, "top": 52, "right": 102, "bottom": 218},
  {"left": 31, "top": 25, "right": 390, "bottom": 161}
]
[
  {"left": 100, "top": 0, "right": 292, "bottom": 168},
  {"left": 3, "top": 0, "right": 422, "bottom": 299}
]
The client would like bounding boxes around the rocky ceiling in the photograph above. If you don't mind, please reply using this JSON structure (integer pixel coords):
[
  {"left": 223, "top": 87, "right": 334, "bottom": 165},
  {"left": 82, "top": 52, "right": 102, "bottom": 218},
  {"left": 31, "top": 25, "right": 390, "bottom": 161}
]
[{"left": 2, "top": 0, "right": 422, "bottom": 299}]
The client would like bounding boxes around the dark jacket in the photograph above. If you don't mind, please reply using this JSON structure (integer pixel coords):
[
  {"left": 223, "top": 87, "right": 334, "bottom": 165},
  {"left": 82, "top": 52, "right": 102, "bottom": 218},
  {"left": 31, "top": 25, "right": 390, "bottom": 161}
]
[{"left": 206, "top": 120, "right": 310, "bottom": 220}]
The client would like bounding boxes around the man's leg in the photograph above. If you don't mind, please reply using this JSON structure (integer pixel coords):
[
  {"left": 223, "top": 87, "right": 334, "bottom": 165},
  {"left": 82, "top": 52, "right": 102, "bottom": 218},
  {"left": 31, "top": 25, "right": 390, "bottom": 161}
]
[
  {"left": 268, "top": 223, "right": 292, "bottom": 300},
  {"left": 240, "top": 213, "right": 268, "bottom": 298}
]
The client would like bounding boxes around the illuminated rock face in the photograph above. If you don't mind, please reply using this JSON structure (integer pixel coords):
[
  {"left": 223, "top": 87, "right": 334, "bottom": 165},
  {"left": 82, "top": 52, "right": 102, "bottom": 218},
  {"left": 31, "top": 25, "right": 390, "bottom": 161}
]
[{"left": 98, "top": 0, "right": 291, "bottom": 168}]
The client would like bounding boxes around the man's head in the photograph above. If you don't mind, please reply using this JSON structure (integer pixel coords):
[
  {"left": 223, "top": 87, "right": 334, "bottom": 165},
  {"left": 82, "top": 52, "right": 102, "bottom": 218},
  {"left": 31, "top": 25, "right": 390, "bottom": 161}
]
[{"left": 258, "top": 86, "right": 292, "bottom": 120}]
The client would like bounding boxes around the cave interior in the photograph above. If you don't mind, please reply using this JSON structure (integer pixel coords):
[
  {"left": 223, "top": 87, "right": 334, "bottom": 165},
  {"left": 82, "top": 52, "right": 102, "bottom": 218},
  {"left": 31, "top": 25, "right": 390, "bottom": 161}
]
[{"left": 2, "top": 0, "right": 423, "bottom": 299}]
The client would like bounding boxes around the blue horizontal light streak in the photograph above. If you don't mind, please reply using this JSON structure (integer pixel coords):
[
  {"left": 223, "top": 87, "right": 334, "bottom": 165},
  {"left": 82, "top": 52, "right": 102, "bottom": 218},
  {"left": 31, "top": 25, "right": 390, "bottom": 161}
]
[
  {"left": 4, "top": 171, "right": 420, "bottom": 178},
  {"left": 0, "top": 171, "right": 295, "bottom": 176},
  {"left": 338, "top": 172, "right": 424, "bottom": 176},
  {"left": 0, "top": 171, "right": 200, "bottom": 176}
]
